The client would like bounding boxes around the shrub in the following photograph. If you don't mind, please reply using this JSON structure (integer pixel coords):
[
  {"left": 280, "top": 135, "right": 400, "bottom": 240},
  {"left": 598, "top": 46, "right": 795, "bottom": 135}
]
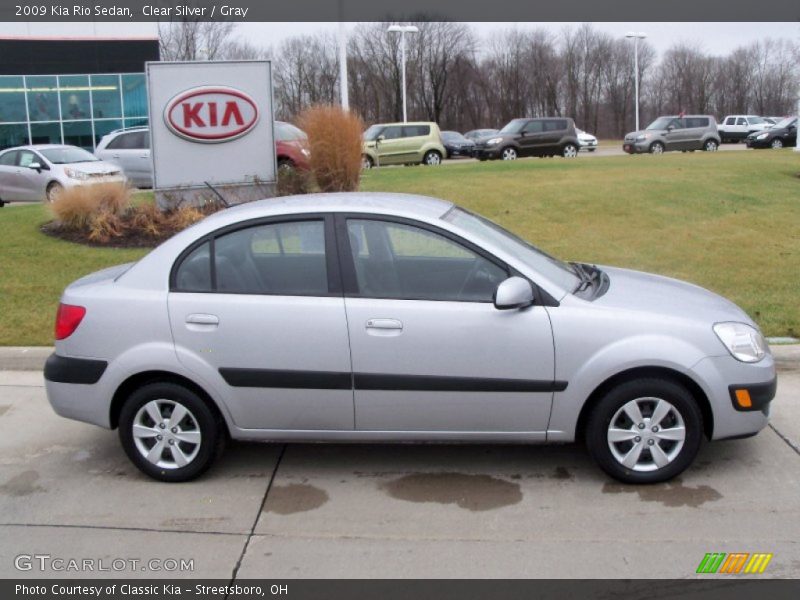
[
  {"left": 297, "top": 105, "right": 364, "bottom": 192},
  {"left": 49, "top": 183, "right": 131, "bottom": 230},
  {"left": 276, "top": 165, "right": 313, "bottom": 197}
]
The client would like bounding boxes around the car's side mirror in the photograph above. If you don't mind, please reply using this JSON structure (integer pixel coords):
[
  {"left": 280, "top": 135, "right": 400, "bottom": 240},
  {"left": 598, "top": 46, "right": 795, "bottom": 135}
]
[
  {"left": 666, "top": 126, "right": 674, "bottom": 132},
  {"left": 494, "top": 277, "right": 534, "bottom": 310},
  {"left": 28, "top": 162, "right": 43, "bottom": 172},
  {"left": 376, "top": 135, "right": 385, "bottom": 143}
]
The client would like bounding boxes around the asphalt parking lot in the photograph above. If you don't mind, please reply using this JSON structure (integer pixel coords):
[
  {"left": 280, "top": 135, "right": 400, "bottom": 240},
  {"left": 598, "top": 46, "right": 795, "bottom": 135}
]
[{"left": 0, "top": 355, "right": 798, "bottom": 579}]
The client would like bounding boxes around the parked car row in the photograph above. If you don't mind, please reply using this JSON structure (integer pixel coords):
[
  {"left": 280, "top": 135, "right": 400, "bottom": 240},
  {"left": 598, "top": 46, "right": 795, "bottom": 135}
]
[
  {"left": 718, "top": 115, "right": 778, "bottom": 143},
  {"left": 361, "top": 117, "right": 594, "bottom": 167},
  {"left": 745, "top": 116, "right": 797, "bottom": 149}
]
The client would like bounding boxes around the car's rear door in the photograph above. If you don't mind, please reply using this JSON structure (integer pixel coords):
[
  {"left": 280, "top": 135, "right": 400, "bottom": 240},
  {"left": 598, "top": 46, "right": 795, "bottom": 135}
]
[
  {"left": 168, "top": 214, "right": 355, "bottom": 431},
  {"left": 0, "top": 150, "right": 22, "bottom": 200},
  {"left": 337, "top": 214, "right": 557, "bottom": 435},
  {"left": 401, "top": 124, "right": 430, "bottom": 162}
]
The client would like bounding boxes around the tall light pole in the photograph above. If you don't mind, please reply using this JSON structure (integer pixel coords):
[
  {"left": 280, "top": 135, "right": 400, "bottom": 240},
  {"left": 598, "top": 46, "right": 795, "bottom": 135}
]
[
  {"left": 338, "top": 21, "right": 349, "bottom": 110},
  {"left": 626, "top": 32, "right": 647, "bottom": 131},
  {"left": 387, "top": 24, "right": 419, "bottom": 123}
]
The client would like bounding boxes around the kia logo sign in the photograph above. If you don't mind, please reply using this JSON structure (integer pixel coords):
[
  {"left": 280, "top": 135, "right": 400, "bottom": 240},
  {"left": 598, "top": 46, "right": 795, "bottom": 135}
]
[{"left": 164, "top": 86, "right": 259, "bottom": 143}]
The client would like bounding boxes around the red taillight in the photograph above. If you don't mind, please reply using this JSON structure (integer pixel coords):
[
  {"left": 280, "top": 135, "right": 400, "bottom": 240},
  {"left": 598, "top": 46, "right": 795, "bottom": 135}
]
[{"left": 55, "top": 303, "right": 86, "bottom": 340}]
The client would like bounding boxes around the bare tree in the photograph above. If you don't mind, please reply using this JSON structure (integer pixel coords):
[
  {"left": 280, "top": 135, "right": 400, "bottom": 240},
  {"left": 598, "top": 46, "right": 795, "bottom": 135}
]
[{"left": 158, "top": 20, "right": 237, "bottom": 61}]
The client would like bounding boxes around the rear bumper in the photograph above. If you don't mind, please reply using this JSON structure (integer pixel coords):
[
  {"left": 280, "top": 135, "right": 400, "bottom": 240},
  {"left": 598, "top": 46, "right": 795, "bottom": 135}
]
[{"left": 44, "top": 353, "right": 112, "bottom": 428}]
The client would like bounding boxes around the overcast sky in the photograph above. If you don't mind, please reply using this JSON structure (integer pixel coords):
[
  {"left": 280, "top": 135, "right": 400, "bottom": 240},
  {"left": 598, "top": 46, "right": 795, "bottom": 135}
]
[{"left": 1, "top": 21, "right": 797, "bottom": 55}]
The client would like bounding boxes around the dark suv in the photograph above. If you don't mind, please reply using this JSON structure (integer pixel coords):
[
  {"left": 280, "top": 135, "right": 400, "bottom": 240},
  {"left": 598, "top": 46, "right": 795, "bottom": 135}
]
[{"left": 474, "top": 118, "right": 581, "bottom": 160}]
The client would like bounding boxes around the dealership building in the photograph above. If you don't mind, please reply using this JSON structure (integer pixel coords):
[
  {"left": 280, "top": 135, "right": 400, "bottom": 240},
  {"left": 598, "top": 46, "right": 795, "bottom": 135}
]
[{"left": 0, "top": 37, "right": 159, "bottom": 151}]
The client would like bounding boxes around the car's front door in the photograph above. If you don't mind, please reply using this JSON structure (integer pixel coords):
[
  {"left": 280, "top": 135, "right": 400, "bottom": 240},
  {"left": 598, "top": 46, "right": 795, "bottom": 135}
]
[
  {"left": 374, "top": 125, "right": 406, "bottom": 165},
  {"left": 15, "top": 150, "right": 50, "bottom": 201},
  {"left": 168, "top": 215, "right": 355, "bottom": 431},
  {"left": 663, "top": 118, "right": 688, "bottom": 150},
  {"left": 337, "top": 215, "right": 557, "bottom": 435},
  {"left": 518, "top": 120, "right": 544, "bottom": 155}
]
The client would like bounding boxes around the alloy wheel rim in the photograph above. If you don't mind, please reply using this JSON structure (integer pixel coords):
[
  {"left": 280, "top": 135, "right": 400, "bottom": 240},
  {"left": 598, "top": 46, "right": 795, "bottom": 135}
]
[
  {"left": 426, "top": 153, "right": 440, "bottom": 165},
  {"left": 502, "top": 148, "right": 517, "bottom": 160},
  {"left": 132, "top": 399, "right": 202, "bottom": 469},
  {"left": 706, "top": 142, "right": 718, "bottom": 151},
  {"left": 607, "top": 397, "right": 686, "bottom": 472},
  {"left": 48, "top": 185, "right": 62, "bottom": 202},
  {"left": 564, "top": 145, "right": 577, "bottom": 158},
  {"left": 652, "top": 144, "right": 663, "bottom": 154},
  {"left": 771, "top": 140, "right": 782, "bottom": 149}
]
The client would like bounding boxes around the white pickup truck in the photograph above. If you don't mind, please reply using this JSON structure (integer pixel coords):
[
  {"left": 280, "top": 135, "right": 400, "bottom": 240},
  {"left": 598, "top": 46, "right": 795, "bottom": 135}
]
[{"left": 718, "top": 115, "right": 773, "bottom": 143}]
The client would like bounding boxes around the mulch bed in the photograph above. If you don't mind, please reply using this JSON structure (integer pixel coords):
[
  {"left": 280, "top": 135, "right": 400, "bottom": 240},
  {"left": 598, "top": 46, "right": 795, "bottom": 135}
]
[{"left": 40, "top": 221, "right": 172, "bottom": 248}]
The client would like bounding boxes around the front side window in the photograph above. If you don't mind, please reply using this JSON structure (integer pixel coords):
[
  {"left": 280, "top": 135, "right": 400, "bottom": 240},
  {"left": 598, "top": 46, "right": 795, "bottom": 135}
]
[
  {"left": 346, "top": 219, "right": 507, "bottom": 302},
  {"left": 736, "top": 118, "right": 747, "bottom": 126},
  {"left": 522, "top": 120, "right": 543, "bottom": 134},
  {"left": 382, "top": 126, "right": 403, "bottom": 140},
  {"left": 17, "top": 150, "right": 38, "bottom": 168}
]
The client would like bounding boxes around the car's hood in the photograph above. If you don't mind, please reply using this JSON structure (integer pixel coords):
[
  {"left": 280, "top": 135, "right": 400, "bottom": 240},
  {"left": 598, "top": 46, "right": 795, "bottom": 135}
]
[
  {"left": 749, "top": 126, "right": 790, "bottom": 138},
  {"left": 578, "top": 132, "right": 597, "bottom": 141},
  {"left": 594, "top": 265, "right": 754, "bottom": 326},
  {"left": 624, "top": 129, "right": 663, "bottom": 141},
  {"left": 63, "top": 160, "right": 122, "bottom": 175}
]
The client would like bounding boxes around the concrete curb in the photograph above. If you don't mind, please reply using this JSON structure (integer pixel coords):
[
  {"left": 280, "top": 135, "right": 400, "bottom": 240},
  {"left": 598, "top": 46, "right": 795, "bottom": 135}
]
[{"left": 1, "top": 344, "right": 798, "bottom": 372}]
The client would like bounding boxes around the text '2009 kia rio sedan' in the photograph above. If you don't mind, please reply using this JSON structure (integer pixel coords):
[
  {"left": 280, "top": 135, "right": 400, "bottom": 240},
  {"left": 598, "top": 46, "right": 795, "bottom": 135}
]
[{"left": 45, "top": 193, "right": 776, "bottom": 483}]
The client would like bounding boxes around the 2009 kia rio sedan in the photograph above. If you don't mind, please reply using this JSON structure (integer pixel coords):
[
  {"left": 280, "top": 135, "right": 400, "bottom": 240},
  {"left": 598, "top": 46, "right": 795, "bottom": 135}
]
[{"left": 45, "top": 193, "right": 776, "bottom": 483}]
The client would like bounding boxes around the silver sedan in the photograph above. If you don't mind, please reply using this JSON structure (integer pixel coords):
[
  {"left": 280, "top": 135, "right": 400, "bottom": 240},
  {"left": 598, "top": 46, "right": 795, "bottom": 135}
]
[
  {"left": 44, "top": 193, "right": 776, "bottom": 483},
  {"left": 0, "top": 144, "right": 125, "bottom": 205}
]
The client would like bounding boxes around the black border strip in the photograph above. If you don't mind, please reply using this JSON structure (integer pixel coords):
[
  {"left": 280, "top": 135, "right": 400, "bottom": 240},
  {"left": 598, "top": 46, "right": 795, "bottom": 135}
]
[
  {"left": 220, "top": 367, "right": 567, "bottom": 392},
  {"left": 44, "top": 353, "right": 108, "bottom": 385},
  {"left": 728, "top": 378, "right": 777, "bottom": 412}
]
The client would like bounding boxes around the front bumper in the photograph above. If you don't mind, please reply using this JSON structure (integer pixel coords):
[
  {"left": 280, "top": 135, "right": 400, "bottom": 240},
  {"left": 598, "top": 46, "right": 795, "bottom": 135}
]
[
  {"left": 745, "top": 138, "right": 772, "bottom": 149},
  {"left": 622, "top": 141, "right": 650, "bottom": 154},
  {"left": 474, "top": 147, "right": 502, "bottom": 159},
  {"left": 691, "top": 354, "right": 776, "bottom": 440}
]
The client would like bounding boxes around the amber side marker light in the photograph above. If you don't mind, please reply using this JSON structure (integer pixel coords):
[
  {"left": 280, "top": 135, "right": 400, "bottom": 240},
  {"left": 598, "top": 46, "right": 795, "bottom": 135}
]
[{"left": 734, "top": 389, "right": 753, "bottom": 409}]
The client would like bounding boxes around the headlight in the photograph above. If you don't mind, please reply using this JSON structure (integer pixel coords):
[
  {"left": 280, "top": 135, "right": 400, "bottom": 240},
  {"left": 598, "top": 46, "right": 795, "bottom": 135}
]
[
  {"left": 635, "top": 134, "right": 649, "bottom": 142},
  {"left": 301, "top": 148, "right": 311, "bottom": 157},
  {"left": 64, "top": 168, "right": 89, "bottom": 181},
  {"left": 713, "top": 322, "right": 767, "bottom": 363},
  {"left": 756, "top": 132, "right": 769, "bottom": 140},
  {"left": 486, "top": 137, "right": 503, "bottom": 145}
]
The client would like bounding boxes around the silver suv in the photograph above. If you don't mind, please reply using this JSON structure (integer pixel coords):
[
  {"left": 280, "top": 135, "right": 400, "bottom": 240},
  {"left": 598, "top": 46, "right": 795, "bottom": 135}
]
[
  {"left": 95, "top": 127, "right": 152, "bottom": 188},
  {"left": 624, "top": 116, "right": 720, "bottom": 154},
  {"left": 44, "top": 193, "right": 775, "bottom": 484}
]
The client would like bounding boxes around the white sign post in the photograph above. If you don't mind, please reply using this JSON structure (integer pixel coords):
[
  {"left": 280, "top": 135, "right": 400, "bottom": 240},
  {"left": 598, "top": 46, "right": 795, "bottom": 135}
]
[{"left": 147, "top": 60, "right": 276, "bottom": 208}]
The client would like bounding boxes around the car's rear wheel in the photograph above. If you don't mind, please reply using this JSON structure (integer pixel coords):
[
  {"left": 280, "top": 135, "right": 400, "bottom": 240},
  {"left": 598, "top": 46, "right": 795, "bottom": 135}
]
[
  {"left": 562, "top": 143, "right": 578, "bottom": 158},
  {"left": 119, "top": 382, "right": 224, "bottom": 482},
  {"left": 703, "top": 139, "right": 719, "bottom": 152},
  {"left": 46, "top": 182, "right": 63, "bottom": 203},
  {"left": 423, "top": 150, "right": 442, "bottom": 166},
  {"left": 585, "top": 378, "right": 703, "bottom": 484},
  {"left": 771, "top": 139, "right": 784, "bottom": 149},
  {"left": 649, "top": 142, "right": 665, "bottom": 155},
  {"left": 501, "top": 147, "right": 517, "bottom": 161},
  {"left": 278, "top": 158, "right": 295, "bottom": 172},
  {"left": 361, "top": 155, "right": 374, "bottom": 169}
]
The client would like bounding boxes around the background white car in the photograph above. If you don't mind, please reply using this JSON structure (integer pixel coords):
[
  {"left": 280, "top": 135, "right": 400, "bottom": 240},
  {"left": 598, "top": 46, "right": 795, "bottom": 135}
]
[
  {"left": 576, "top": 129, "right": 598, "bottom": 151},
  {"left": 0, "top": 144, "right": 125, "bottom": 204},
  {"left": 95, "top": 127, "right": 152, "bottom": 188}
]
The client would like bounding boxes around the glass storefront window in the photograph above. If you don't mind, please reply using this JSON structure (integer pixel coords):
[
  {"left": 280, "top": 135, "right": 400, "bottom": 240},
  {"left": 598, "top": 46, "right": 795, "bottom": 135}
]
[
  {"left": 0, "top": 123, "right": 29, "bottom": 150},
  {"left": 124, "top": 117, "right": 149, "bottom": 130},
  {"left": 63, "top": 120, "right": 95, "bottom": 150},
  {"left": 59, "top": 75, "right": 91, "bottom": 121},
  {"left": 30, "top": 121, "right": 62, "bottom": 145},
  {"left": 0, "top": 76, "right": 28, "bottom": 123},
  {"left": 26, "top": 76, "right": 59, "bottom": 122},
  {"left": 91, "top": 74, "right": 121, "bottom": 119},
  {"left": 121, "top": 74, "right": 148, "bottom": 119},
  {"left": 93, "top": 119, "right": 123, "bottom": 146}
]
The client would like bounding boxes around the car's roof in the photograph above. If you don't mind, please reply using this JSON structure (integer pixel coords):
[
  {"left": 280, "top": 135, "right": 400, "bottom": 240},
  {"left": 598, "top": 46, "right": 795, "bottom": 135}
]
[
  {"left": 2, "top": 144, "right": 75, "bottom": 151},
  {"left": 370, "top": 121, "right": 436, "bottom": 127},
  {"left": 204, "top": 192, "right": 454, "bottom": 225}
]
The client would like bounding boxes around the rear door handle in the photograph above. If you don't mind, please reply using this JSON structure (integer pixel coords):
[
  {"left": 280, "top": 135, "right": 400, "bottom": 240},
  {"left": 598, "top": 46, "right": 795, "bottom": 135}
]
[
  {"left": 366, "top": 318, "right": 403, "bottom": 330},
  {"left": 185, "top": 313, "right": 219, "bottom": 325}
]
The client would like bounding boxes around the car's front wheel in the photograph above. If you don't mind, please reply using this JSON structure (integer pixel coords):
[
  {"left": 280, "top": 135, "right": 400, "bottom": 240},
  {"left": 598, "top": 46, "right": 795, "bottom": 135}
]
[
  {"left": 119, "top": 382, "right": 224, "bottom": 482},
  {"left": 649, "top": 142, "right": 665, "bottom": 155},
  {"left": 585, "top": 378, "right": 703, "bottom": 484},
  {"left": 361, "top": 155, "right": 374, "bottom": 169},
  {"left": 771, "top": 139, "right": 784, "bottom": 149},
  {"left": 46, "top": 182, "right": 63, "bottom": 203},
  {"left": 501, "top": 147, "right": 517, "bottom": 161}
]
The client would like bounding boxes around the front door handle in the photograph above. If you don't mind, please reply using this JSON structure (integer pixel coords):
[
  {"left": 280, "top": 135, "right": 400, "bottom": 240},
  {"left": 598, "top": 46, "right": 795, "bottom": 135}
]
[
  {"left": 186, "top": 313, "right": 219, "bottom": 325},
  {"left": 366, "top": 318, "right": 403, "bottom": 330}
]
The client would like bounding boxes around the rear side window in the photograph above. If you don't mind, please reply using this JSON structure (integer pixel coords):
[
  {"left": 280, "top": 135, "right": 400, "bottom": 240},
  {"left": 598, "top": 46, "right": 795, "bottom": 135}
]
[
  {"left": 0, "top": 151, "right": 18, "bottom": 166},
  {"left": 543, "top": 120, "right": 567, "bottom": 132},
  {"left": 174, "top": 242, "right": 212, "bottom": 292},
  {"left": 685, "top": 118, "right": 709, "bottom": 128},
  {"left": 736, "top": 118, "right": 747, "bottom": 126},
  {"left": 107, "top": 131, "right": 147, "bottom": 150},
  {"left": 725, "top": 117, "right": 736, "bottom": 125},
  {"left": 522, "top": 120, "right": 543, "bottom": 133},
  {"left": 402, "top": 125, "right": 430, "bottom": 137}
]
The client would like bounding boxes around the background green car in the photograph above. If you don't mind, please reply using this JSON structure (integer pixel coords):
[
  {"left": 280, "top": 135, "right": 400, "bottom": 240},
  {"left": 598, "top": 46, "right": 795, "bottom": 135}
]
[{"left": 362, "top": 122, "right": 446, "bottom": 168}]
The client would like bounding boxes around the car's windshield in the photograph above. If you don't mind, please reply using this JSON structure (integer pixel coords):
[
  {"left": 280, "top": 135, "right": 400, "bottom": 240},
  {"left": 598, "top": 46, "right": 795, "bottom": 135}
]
[
  {"left": 774, "top": 117, "right": 796, "bottom": 129},
  {"left": 443, "top": 207, "right": 580, "bottom": 293},
  {"left": 363, "top": 125, "right": 385, "bottom": 141},
  {"left": 442, "top": 131, "right": 468, "bottom": 143},
  {"left": 275, "top": 122, "right": 306, "bottom": 142},
  {"left": 39, "top": 146, "right": 98, "bottom": 164},
  {"left": 646, "top": 117, "right": 677, "bottom": 130},
  {"left": 499, "top": 119, "right": 527, "bottom": 134}
]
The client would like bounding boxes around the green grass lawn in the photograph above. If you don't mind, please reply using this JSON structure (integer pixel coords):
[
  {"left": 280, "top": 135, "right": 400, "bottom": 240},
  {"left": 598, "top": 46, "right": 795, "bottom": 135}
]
[{"left": 1, "top": 150, "right": 798, "bottom": 345}]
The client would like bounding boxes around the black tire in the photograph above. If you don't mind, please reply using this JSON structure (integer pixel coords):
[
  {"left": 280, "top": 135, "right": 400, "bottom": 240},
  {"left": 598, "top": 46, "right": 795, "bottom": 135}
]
[
  {"left": 585, "top": 378, "right": 703, "bottom": 484},
  {"left": 771, "top": 139, "right": 784, "bottom": 149},
  {"left": 500, "top": 147, "right": 517, "bottom": 161},
  {"left": 361, "top": 155, "right": 374, "bottom": 169},
  {"left": 649, "top": 142, "right": 665, "bottom": 155},
  {"left": 46, "top": 182, "right": 63, "bottom": 203},
  {"left": 703, "top": 139, "right": 719, "bottom": 152},
  {"left": 278, "top": 158, "right": 295, "bottom": 171},
  {"left": 422, "top": 150, "right": 442, "bottom": 166},
  {"left": 0, "top": 198, "right": 5, "bottom": 208},
  {"left": 562, "top": 143, "right": 579, "bottom": 158},
  {"left": 119, "top": 382, "right": 225, "bottom": 482}
]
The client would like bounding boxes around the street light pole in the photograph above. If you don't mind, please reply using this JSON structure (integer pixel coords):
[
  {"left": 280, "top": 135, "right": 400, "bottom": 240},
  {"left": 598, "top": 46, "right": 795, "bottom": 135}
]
[
  {"left": 626, "top": 32, "right": 647, "bottom": 131},
  {"left": 387, "top": 24, "right": 419, "bottom": 123},
  {"left": 338, "top": 21, "right": 349, "bottom": 110}
]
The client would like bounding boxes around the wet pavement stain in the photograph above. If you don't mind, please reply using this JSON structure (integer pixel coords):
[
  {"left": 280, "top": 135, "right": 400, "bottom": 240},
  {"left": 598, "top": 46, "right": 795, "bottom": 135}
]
[
  {"left": 602, "top": 479, "right": 722, "bottom": 508},
  {"left": 552, "top": 467, "right": 573, "bottom": 480},
  {"left": 0, "top": 405, "right": 10, "bottom": 417},
  {"left": 264, "top": 484, "right": 329, "bottom": 515},
  {"left": 0, "top": 470, "right": 44, "bottom": 497},
  {"left": 381, "top": 472, "right": 522, "bottom": 511}
]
